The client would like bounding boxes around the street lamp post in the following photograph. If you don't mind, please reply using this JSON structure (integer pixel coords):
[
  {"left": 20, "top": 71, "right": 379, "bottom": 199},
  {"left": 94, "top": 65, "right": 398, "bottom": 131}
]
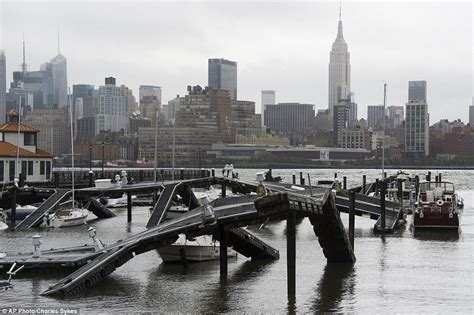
[{"left": 89, "top": 144, "right": 92, "bottom": 171}]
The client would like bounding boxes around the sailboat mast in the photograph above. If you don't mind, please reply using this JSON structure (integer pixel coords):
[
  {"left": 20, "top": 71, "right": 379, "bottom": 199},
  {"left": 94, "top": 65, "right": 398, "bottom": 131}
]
[
  {"left": 68, "top": 88, "right": 75, "bottom": 210},
  {"left": 382, "top": 83, "right": 387, "bottom": 181},
  {"left": 15, "top": 96, "right": 22, "bottom": 183}
]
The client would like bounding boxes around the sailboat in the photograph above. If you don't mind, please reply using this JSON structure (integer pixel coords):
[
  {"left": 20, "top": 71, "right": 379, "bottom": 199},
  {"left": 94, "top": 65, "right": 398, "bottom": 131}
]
[{"left": 43, "top": 88, "right": 88, "bottom": 228}]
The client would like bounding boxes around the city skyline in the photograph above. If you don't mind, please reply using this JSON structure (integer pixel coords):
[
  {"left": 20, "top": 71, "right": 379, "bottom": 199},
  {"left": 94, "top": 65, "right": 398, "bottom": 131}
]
[{"left": 1, "top": 1, "right": 472, "bottom": 123}]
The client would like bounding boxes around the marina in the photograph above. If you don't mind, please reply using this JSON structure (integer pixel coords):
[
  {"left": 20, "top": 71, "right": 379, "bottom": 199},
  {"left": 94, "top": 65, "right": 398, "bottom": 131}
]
[{"left": 0, "top": 168, "right": 472, "bottom": 312}]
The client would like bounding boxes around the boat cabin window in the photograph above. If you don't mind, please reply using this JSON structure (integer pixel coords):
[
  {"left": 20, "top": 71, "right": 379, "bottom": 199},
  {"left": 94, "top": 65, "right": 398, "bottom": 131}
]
[{"left": 419, "top": 182, "right": 454, "bottom": 193}]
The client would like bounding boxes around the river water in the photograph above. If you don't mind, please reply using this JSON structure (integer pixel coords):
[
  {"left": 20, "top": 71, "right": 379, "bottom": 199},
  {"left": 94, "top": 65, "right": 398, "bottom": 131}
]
[{"left": 1, "top": 169, "right": 473, "bottom": 313}]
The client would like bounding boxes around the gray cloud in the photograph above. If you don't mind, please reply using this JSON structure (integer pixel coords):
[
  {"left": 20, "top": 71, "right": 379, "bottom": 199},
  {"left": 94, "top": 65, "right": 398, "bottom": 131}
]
[{"left": 1, "top": 1, "right": 472, "bottom": 122}]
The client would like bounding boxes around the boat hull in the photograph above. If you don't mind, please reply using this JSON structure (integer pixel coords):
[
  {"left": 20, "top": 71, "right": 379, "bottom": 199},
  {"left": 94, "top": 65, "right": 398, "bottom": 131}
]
[
  {"left": 413, "top": 210, "right": 460, "bottom": 229},
  {"left": 157, "top": 237, "right": 237, "bottom": 263}
]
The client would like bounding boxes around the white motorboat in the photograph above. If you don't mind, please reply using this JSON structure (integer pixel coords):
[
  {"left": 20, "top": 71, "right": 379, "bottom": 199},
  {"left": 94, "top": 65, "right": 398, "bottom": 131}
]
[
  {"left": 43, "top": 201, "right": 89, "bottom": 228},
  {"left": 0, "top": 212, "right": 8, "bottom": 231},
  {"left": 100, "top": 193, "right": 136, "bottom": 208},
  {"left": 157, "top": 234, "right": 237, "bottom": 263},
  {"left": 165, "top": 191, "right": 211, "bottom": 220}
]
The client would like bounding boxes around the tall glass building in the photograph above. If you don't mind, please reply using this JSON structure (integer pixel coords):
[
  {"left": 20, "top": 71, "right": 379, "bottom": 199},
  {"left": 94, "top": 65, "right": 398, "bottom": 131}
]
[{"left": 208, "top": 58, "right": 237, "bottom": 100}]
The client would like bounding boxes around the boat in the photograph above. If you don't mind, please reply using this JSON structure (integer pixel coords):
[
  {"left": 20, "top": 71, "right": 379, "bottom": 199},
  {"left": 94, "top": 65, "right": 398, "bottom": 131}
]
[
  {"left": 386, "top": 171, "right": 417, "bottom": 214},
  {"left": 413, "top": 181, "right": 462, "bottom": 229},
  {"left": 2, "top": 204, "right": 38, "bottom": 220},
  {"left": 42, "top": 89, "right": 88, "bottom": 229},
  {"left": 0, "top": 212, "right": 8, "bottom": 231},
  {"left": 157, "top": 234, "right": 237, "bottom": 263},
  {"left": 43, "top": 201, "right": 88, "bottom": 228},
  {"left": 99, "top": 193, "right": 137, "bottom": 208},
  {"left": 165, "top": 191, "right": 211, "bottom": 220}
]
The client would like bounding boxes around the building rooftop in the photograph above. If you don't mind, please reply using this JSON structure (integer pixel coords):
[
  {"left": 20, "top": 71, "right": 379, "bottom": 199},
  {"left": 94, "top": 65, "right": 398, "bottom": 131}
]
[{"left": 0, "top": 142, "right": 54, "bottom": 158}]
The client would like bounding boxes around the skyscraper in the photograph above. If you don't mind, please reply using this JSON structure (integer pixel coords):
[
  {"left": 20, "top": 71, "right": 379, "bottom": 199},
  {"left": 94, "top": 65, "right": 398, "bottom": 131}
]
[
  {"left": 261, "top": 90, "right": 275, "bottom": 127},
  {"left": 408, "top": 81, "right": 427, "bottom": 103},
  {"left": 367, "top": 105, "right": 385, "bottom": 129},
  {"left": 49, "top": 53, "right": 68, "bottom": 107},
  {"left": 139, "top": 85, "right": 161, "bottom": 124},
  {"left": 0, "top": 51, "right": 6, "bottom": 123},
  {"left": 96, "top": 77, "right": 129, "bottom": 134},
  {"left": 405, "top": 81, "right": 429, "bottom": 157},
  {"left": 328, "top": 5, "right": 351, "bottom": 119},
  {"left": 208, "top": 58, "right": 237, "bottom": 100}
]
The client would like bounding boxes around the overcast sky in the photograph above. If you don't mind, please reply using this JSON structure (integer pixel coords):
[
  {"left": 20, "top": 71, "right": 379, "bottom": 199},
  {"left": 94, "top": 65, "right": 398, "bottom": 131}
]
[{"left": 1, "top": 0, "right": 473, "bottom": 122}]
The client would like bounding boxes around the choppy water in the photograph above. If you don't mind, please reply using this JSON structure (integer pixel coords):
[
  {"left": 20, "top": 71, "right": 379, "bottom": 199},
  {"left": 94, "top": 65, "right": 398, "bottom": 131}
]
[{"left": 1, "top": 169, "right": 473, "bottom": 313}]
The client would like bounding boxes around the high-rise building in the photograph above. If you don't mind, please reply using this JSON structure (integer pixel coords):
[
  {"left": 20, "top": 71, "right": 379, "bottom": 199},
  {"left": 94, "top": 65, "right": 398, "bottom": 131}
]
[
  {"left": 261, "top": 90, "right": 275, "bottom": 127},
  {"left": 12, "top": 70, "right": 54, "bottom": 109},
  {"left": 367, "top": 105, "right": 385, "bottom": 129},
  {"left": 328, "top": 5, "right": 351, "bottom": 120},
  {"left": 208, "top": 58, "right": 237, "bottom": 100},
  {"left": 139, "top": 85, "right": 161, "bottom": 124},
  {"left": 387, "top": 106, "right": 404, "bottom": 128},
  {"left": 264, "top": 103, "right": 315, "bottom": 142},
  {"left": 72, "top": 84, "right": 96, "bottom": 118},
  {"left": 24, "top": 107, "right": 69, "bottom": 156},
  {"left": 408, "top": 81, "right": 427, "bottom": 103},
  {"left": 405, "top": 82, "right": 429, "bottom": 158},
  {"left": 0, "top": 51, "right": 6, "bottom": 123},
  {"left": 47, "top": 53, "right": 68, "bottom": 107},
  {"left": 231, "top": 100, "right": 262, "bottom": 139},
  {"left": 96, "top": 77, "right": 129, "bottom": 134},
  {"left": 469, "top": 98, "right": 474, "bottom": 126},
  {"left": 333, "top": 94, "right": 351, "bottom": 146}
]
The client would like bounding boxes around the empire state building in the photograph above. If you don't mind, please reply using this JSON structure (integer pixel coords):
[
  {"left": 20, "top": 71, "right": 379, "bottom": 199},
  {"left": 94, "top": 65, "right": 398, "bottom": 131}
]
[{"left": 328, "top": 8, "right": 351, "bottom": 119}]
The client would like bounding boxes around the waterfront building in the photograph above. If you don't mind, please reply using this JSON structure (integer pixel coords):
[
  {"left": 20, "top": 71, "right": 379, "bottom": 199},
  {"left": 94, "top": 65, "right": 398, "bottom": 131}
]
[
  {"left": 261, "top": 90, "right": 275, "bottom": 127},
  {"left": 96, "top": 77, "right": 129, "bottom": 134},
  {"left": 328, "top": 5, "right": 351, "bottom": 120},
  {"left": 267, "top": 146, "right": 371, "bottom": 162},
  {"left": 235, "top": 133, "right": 289, "bottom": 146},
  {"left": 0, "top": 51, "right": 6, "bottom": 123},
  {"left": 367, "top": 105, "right": 385, "bottom": 129},
  {"left": 208, "top": 58, "right": 237, "bottom": 100},
  {"left": 0, "top": 110, "right": 53, "bottom": 183},
  {"left": 340, "top": 124, "right": 369, "bottom": 149},
  {"left": 24, "top": 107, "right": 69, "bottom": 156}
]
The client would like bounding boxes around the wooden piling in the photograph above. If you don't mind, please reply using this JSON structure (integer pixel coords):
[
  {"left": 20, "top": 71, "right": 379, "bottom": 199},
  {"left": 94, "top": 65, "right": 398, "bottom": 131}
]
[
  {"left": 287, "top": 210, "right": 296, "bottom": 299},
  {"left": 219, "top": 225, "right": 228, "bottom": 277},
  {"left": 211, "top": 168, "right": 215, "bottom": 177},
  {"left": 292, "top": 174, "right": 296, "bottom": 185},
  {"left": 397, "top": 178, "right": 403, "bottom": 211},
  {"left": 362, "top": 175, "right": 366, "bottom": 195},
  {"left": 415, "top": 175, "right": 420, "bottom": 196},
  {"left": 380, "top": 181, "right": 386, "bottom": 229},
  {"left": 343, "top": 176, "right": 347, "bottom": 190},
  {"left": 180, "top": 169, "right": 184, "bottom": 180},
  {"left": 349, "top": 190, "right": 355, "bottom": 251},
  {"left": 221, "top": 184, "right": 226, "bottom": 197},
  {"left": 438, "top": 173, "right": 442, "bottom": 182},
  {"left": 299, "top": 172, "right": 303, "bottom": 185},
  {"left": 127, "top": 192, "right": 132, "bottom": 223},
  {"left": 334, "top": 172, "right": 337, "bottom": 179},
  {"left": 426, "top": 171, "right": 431, "bottom": 182}
]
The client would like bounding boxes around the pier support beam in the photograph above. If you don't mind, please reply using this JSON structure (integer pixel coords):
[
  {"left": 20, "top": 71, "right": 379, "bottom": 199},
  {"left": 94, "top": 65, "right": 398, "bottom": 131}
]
[
  {"left": 287, "top": 210, "right": 296, "bottom": 299},
  {"left": 10, "top": 187, "right": 17, "bottom": 228},
  {"left": 362, "top": 175, "right": 366, "bottom": 195},
  {"left": 219, "top": 225, "right": 228, "bottom": 277},
  {"left": 380, "top": 181, "right": 386, "bottom": 229},
  {"left": 349, "top": 190, "right": 355, "bottom": 251},
  {"left": 221, "top": 184, "right": 226, "bottom": 197},
  {"left": 127, "top": 192, "right": 132, "bottom": 223}
]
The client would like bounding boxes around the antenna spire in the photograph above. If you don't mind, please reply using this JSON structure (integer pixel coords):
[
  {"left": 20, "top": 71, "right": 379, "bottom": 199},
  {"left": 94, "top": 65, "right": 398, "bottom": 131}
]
[
  {"left": 21, "top": 33, "right": 27, "bottom": 74},
  {"left": 339, "top": 0, "right": 342, "bottom": 21},
  {"left": 57, "top": 25, "right": 60, "bottom": 54}
]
